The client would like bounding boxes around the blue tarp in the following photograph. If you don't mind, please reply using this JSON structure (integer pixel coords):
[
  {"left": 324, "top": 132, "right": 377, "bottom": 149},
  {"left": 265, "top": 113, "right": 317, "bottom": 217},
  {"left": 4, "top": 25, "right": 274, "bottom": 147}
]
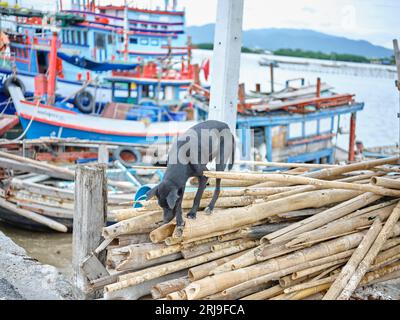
[{"left": 57, "top": 53, "right": 139, "bottom": 72}]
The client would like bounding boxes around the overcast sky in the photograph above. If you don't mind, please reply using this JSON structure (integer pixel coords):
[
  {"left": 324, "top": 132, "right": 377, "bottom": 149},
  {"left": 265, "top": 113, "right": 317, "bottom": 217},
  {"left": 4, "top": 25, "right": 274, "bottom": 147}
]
[{"left": 15, "top": 0, "right": 399, "bottom": 48}]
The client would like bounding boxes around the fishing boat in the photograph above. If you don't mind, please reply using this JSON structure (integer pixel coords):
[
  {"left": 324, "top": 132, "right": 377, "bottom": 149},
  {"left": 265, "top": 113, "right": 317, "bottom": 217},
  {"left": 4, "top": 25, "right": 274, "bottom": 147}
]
[
  {"left": 0, "top": 0, "right": 189, "bottom": 110},
  {"left": 7, "top": 30, "right": 204, "bottom": 144},
  {"left": 189, "top": 78, "right": 365, "bottom": 164}
]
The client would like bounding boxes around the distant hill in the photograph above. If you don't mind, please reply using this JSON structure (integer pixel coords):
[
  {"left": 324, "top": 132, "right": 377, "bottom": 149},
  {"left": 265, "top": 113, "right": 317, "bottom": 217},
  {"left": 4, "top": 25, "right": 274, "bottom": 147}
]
[{"left": 187, "top": 24, "right": 393, "bottom": 58}]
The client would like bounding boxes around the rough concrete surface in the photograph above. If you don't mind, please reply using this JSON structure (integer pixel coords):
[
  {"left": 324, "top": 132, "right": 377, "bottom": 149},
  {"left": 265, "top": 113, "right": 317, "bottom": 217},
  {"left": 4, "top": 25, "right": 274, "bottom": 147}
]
[{"left": 0, "top": 231, "right": 73, "bottom": 300}]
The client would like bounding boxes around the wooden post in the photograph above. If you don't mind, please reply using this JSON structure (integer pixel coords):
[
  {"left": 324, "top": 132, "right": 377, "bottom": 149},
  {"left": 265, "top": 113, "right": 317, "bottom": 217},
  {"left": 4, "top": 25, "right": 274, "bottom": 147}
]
[
  {"left": 348, "top": 113, "right": 356, "bottom": 162},
  {"left": 393, "top": 40, "right": 400, "bottom": 91},
  {"left": 72, "top": 165, "right": 108, "bottom": 299},
  {"left": 270, "top": 63, "right": 275, "bottom": 93},
  {"left": 238, "top": 83, "right": 246, "bottom": 107},
  {"left": 208, "top": 0, "right": 244, "bottom": 133}
]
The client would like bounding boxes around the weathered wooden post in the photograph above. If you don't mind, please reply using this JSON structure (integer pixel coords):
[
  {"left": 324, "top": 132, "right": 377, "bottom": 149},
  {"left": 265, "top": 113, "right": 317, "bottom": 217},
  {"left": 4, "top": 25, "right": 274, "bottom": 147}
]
[
  {"left": 72, "top": 164, "right": 108, "bottom": 299},
  {"left": 208, "top": 0, "right": 244, "bottom": 133},
  {"left": 270, "top": 63, "right": 275, "bottom": 93},
  {"left": 348, "top": 113, "right": 357, "bottom": 162}
]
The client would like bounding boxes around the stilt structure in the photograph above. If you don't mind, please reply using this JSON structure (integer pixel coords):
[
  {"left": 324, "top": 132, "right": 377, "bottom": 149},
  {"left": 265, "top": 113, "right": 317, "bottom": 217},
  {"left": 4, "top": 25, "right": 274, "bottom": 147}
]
[{"left": 208, "top": 0, "right": 244, "bottom": 133}]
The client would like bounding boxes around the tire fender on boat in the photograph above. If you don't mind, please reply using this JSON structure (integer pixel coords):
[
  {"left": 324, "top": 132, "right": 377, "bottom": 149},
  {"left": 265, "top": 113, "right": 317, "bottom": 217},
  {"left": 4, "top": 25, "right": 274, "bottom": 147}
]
[
  {"left": 3, "top": 76, "right": 26, "bottom": 98},
  {"left": 74, "top": 90, "right": 94, "bottom": 114},
  {"left": 113, "top": 146, "right": 142, "bottom": 166}
]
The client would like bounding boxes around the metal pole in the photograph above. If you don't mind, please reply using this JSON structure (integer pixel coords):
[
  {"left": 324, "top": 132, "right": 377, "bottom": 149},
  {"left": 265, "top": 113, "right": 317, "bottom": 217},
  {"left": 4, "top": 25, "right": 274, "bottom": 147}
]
[
  {"left": 270, "top": 63, "right": 275, "bottom": 93},
  {"left": 208, "top": 0, "right": 244, "bottom": 133}
]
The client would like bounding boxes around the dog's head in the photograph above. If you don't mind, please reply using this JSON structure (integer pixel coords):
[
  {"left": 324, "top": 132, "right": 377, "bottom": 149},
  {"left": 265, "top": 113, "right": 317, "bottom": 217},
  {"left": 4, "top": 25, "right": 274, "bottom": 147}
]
[{"left": 146, "top": 182, "right": 179, "bottom": 224}]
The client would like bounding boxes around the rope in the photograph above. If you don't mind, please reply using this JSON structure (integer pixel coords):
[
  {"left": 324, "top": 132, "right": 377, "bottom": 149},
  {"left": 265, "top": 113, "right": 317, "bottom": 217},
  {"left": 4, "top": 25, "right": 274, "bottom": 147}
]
[{"left": 10, "top": 99, "right": 41, "bottom": 142}]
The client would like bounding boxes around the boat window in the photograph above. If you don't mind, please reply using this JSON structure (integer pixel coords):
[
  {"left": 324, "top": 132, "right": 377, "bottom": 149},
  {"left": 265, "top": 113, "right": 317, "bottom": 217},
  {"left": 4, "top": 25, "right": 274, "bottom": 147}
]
[
  {"left": 288, "top": 123, "right": 303, "bottom": 139},
  {"left": 161, "top": 25, "right": 168, "bottom": 30},
  {"left": 83, "top": 31, "right": 88, "bottom": 46},
  {"left": 108, "top": 34, "right": 115, "bottom": 45},
  {"left": 319, "top": 118, "right": 332, "bottom": 133},
  {"left": 95, "top": 33, "right": 106, "bottom": 49},
  {"left": 151, "top": 39, "right": 159, "bottom": 46},
  {"left": 305, "top": 121, "right": 318, "bottom": 136},
  {"left": 140, "top": 38, "right": 149, "bottom": 45},
  {"left": 71, "top": 30, "right": 76, "bottom": 44},
  {"left": 130, "top": 37, "right": 138, "bottom": 44},
  {"left": 141, "top": 24, "right": 148, "bottom": 29},
  {"left": 152, "top": 25, "right": 158, "bottom": 29},
  {"left": 114, "top": 83, "right": 130, "bottom": 98},
  {"left": 77, "top": 31, "right": 82, "bottom": 45},
  {"left": 119, "top": 36, "right": 124, "bottom": 43},
  {"left": 161, "top": 39, "right": 168, "bottom": 45}
]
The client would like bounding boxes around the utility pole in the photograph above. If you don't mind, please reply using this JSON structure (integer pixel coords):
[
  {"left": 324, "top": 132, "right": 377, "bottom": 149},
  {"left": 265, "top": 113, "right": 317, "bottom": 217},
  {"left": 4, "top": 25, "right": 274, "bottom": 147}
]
[
  {"left": 393, "top": 40, "right": 400, "bottom": 149},
  {"left": 208, "top": 0, "right": 244, "bottom": 133}
]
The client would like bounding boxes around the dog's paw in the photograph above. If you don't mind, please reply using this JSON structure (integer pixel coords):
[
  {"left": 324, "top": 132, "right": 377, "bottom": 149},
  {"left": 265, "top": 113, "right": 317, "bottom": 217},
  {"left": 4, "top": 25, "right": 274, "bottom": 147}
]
[
  {"left": 204, "top": 207, "right": 214, "bottom": 215},
  {"left": 174, "top": 226, "right": 184, "bottom": 238},
  {"left": 187, "top": 212, "right": 197, "bottom": 220}
]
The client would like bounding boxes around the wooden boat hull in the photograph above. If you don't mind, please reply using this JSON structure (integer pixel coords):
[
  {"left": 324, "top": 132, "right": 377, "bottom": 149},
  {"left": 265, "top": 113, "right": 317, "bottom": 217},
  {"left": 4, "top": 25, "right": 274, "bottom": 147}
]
[{"left": 9, "top": 85, "right": 197, "bottom": 144}]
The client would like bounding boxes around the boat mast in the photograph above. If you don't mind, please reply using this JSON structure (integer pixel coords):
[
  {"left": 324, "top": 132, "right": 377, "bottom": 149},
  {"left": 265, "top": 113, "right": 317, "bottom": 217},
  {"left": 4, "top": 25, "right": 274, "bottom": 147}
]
[
  {"left": 208, "top": 0, "right": 244, "bottom": 133},
  {"left": 123, "top": 0, "right": 129, "bottom": 61},
  {"left": 47, "top": 30, "right": 59, "bottom": 105}
]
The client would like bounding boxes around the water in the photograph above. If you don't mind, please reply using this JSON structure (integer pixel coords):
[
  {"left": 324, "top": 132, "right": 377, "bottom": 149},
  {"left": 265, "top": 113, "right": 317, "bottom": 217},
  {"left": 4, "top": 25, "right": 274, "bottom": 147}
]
[
  {"left": 1, "top": 49, "right": 399, "bottom": 275},
  {"left": 0, "top": 222, "right": 73, "bottom": 278},
  {"left": 192, "top": 49, "right": 400, "bottom": 149}
]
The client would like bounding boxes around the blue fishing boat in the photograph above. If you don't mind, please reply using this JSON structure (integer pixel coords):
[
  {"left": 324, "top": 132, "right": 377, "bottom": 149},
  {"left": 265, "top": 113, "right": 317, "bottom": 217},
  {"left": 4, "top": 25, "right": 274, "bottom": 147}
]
[{"left": 0, "top": 0, "right": 189, "bottom": 111}]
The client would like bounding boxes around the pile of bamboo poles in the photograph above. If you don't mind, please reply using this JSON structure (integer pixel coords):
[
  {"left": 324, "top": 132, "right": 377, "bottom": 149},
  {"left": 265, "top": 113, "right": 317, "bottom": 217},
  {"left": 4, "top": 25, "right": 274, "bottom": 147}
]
[
  {"left": 0, "top": 150, "right": 139, "bottom": 232},
  {"left": 99, "top": 157, "right": 400, "bottom": 300}
]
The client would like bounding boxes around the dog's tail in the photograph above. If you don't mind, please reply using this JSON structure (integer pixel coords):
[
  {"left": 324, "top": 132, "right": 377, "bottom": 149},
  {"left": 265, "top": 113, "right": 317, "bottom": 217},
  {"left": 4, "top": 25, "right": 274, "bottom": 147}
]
[{"left": 228, "top": 134, "right": 236, "bottom": 171}]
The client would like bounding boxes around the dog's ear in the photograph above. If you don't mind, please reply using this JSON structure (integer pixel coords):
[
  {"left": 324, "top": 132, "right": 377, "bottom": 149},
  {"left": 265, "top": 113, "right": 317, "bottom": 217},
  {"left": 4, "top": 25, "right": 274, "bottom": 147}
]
[
  {"left": 166, "top": 189, "right": 179, "bottom": 209},
  {"left": 146, "top": 185, "right": 159, "bottom": 200}
]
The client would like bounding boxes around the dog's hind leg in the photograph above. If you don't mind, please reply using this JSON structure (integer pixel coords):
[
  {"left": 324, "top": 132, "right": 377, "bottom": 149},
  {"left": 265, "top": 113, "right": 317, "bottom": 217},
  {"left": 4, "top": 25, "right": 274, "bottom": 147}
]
[
  {"left": 205, "top": 177, "right": 221, "bottom": 215},
  {"left": 205, "top": 161, "right": 226, "bottom": 215},
  {"left": 187, "top": 175, "right": 208, "bottom": 220}
]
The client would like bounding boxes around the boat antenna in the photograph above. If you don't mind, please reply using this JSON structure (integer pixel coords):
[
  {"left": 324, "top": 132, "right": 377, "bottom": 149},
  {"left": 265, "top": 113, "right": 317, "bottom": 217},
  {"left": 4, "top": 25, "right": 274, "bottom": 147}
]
[{"left": 393, "top": 39, "right": 400, "bottom": 151}]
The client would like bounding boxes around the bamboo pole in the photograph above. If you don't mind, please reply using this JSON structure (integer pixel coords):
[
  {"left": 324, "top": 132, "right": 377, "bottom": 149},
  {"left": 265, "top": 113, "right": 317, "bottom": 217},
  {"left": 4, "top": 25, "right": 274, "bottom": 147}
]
[
  {"left": 102, "top": 211, "right": 162, "bottom": 239},
  {"left": 292, "top": 259, "right": 348, "bottom": 280},
  {"left": 188, "top": 251, "right": 249, "bottom": 281},
  {"left": 183, "top": 232, "right": 367, "bottom": 300},
  {"left": 109, "top": 208, "right": 158, "bottom": 222},
  {"left": 104, "top": 241, "right": 256, "bottom": 294},
  {"left": 241, "top": 285, "right": 284, "bottom": 300},
  {"left": 263, "top": 192, "right": 381, "bottom": 245},
  {"left": 177, "top": 189, "right": 359, "bottom": 242},
  {"left": 323, "top": 218, "right": 383, "bottom": 300},
  {"left": 237, "top": 160, "right": 337, "bottom": 169},
  {"left": 212, "top": 239, "right": 258, "bottom": 252},
  {"left": 239, "top": 223, "right": 292, "bottom": 239},
  {"left": 149, "top": 222, "right": 176, "bottom": 243},
  {"left": 222, "top": 250, "right": 355, "bottom": 299},
  {"left": 0, "top": 197, "right": 67, "bottom": 232},
  {"left": 285, "top": 276, "right": 337, "bottom": 294},
  {"left": 286, "top": 204, "right": 395, "bottom": 248},
  {"left": 286, "top": 261, "right": 400, "bottom": 296},
  {"left": 151, "top": 277, "right": 190, "bottom": 300},
  {"left": 336, "top": 202, "right": 400, "bottom": 300},
  {"left": 304, "top": 156, "right": 399, "bottom": 179},
  {"left": 371, "top": 177, "right": 400, "bottom": 190},
  {"left": 204, "top": 171, "right": 400, "bottom": 197}
]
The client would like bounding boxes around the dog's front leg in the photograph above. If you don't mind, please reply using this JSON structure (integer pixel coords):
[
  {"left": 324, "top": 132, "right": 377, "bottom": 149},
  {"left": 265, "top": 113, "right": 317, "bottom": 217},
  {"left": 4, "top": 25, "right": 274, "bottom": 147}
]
[
  {"left": 174, "top": 194, "right": 185, "bottom": 237},
  {"left": 187, "top": 175, "right": 208, "bottom": 219}
]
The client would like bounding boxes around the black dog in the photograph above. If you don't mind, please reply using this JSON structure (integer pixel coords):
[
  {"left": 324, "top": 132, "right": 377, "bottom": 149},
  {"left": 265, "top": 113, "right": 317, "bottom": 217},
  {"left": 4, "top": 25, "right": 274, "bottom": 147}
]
[{"left": 146, "top": 120, "right": 235, "bottom": 232}]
